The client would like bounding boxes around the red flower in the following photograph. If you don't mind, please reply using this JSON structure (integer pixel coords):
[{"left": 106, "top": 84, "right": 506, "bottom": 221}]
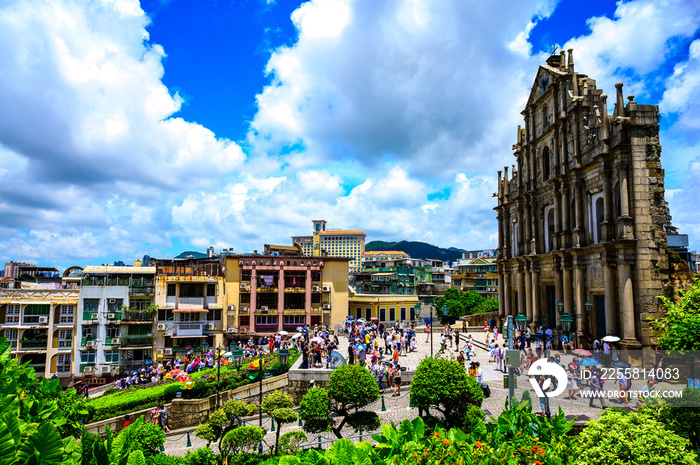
[
  {"left": 533, "top": 462, "right": 542, "bottom": 465},
  {"left": 475, "top": 441, "right": 483, "bottom": 448},
  {"left": 443, "top": 439, "right": 450, "bottom": 446}
]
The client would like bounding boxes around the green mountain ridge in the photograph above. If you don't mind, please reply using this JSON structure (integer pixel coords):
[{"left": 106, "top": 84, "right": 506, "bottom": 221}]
[
  {"left": 364, "top": 241, "right": 465, "bottom": 263},
  {"left": 174, "top": 250, "right": 207, "bottom": 259}
]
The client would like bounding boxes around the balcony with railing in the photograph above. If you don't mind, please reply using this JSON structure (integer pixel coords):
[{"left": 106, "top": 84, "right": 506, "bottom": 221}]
[
  {"left": 129, "top": 286, "right": 154, "bottom": 296},
  {"left": 178, "top": 297, "right": 204, "bottom": 309},
  {"left": 175, "top": 323, "right": 204, "bottom": 337},
  {"left": 20, "top": 339, "right": 48, "bottom": 350},
  {"left": 57, "top": 339, "right": 72, "bottom": 349},
  {"left": 23, "top": 315, "right": 49, "bottom": 325},
  {"left": 121, "top": 311, "right": 154, "bottom": 323},
  {"left": 121, "top": 335, "right": 153, "bottom": 347}
]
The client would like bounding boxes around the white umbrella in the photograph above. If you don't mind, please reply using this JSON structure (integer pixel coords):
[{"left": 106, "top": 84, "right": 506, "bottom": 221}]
[
  {"left": 311, "top": 336, "right": 324, "bottom": 344},
  {"left": 279, "top": 330, "right": 289, "bottom": 336},
  {"left": 357, "top": 318, "right": 366, "bottom": 323},
  {"left": 291, "top": 333, "right": 303, "bottom": 340},
  {"left": 222, "top": 352, "right": 233, "bottom": 357},
  {"left": 602, "top": 335, "right": 620, "bottom": 342}
]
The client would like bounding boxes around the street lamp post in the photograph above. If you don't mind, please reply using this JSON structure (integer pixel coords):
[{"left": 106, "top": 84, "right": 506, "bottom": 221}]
[
  {"left": 216, "top": 346, "right": 222, "bottom": 409},
  {"left": 504, "top": 315, "right": 515, "bottom": 408},
  {"left": 258, "top": 352, "right": 263, "bottom": 454}
]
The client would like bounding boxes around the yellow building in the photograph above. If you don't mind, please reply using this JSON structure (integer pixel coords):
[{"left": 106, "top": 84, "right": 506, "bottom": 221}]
[
  {"left": 348, "top": 293, "right": 420, "bottom": 325},
  {"left": 0, "top": 287, "right": 79, "bottom": 384},
  {"left": 292, "top": 220, "right": 366, "bottom": 272},
  {"left": 223, "top": 254, "right": 350, "bottom": 337},
  {"left": 452, "top": 257, "right": 499, "bottom": 299}
]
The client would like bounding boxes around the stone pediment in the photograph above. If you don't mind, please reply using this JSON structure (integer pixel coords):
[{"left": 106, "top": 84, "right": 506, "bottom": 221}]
[{"left": 526, "top": 66, "right": 566, "bottom": 107}]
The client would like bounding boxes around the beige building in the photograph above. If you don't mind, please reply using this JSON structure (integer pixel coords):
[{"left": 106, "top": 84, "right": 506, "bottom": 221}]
[
  {"left": 292, "top": 220, "right": 366, "bottom": 272},
  {"left": 0, "top": 287, "right": 79, "bottom": 384},
  {"left": 153, "top": 258, "right": 226, "bottom": 358},
  {"left": 223, "top": 254, "right": 350, "bottom": 338},
  {"left": 496, "top": 50, "right": 669, "bottom": 349}
]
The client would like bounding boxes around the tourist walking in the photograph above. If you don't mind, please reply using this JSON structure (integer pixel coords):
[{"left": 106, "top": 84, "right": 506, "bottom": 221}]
[
  {"left": 588, "top": 369, "right": 606, "bottom": 409},
  {"left": 392, "top": 363, "right": 402, "bottom": 397}
]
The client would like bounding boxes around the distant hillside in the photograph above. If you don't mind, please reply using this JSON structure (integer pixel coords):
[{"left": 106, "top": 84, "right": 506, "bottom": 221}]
[
  {"left": 364, "top": 241, "right": 465, "bottom": 263},
  {"left": 175, "top": 250, "right": 207, "bottom": 259}
]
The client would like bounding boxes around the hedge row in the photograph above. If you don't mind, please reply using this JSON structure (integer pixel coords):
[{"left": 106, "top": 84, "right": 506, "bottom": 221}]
[{"left": 87, "top": 350, "right": 299, "bottom": 423}]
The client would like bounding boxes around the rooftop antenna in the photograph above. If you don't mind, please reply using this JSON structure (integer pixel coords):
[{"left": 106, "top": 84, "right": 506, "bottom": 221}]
[{"left": 551, "top": 45, "right": 558, "bottom": 54}]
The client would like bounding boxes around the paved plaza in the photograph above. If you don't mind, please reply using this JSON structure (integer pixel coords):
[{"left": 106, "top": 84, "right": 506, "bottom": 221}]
[{"left": 162, "top": 328, "right": 635, "bottom": 455}]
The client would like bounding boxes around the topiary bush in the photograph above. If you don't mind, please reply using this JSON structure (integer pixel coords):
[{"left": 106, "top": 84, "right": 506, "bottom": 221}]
[
  {"left": 410, "top": 356, "right": 483, "bottom": 429},
  {"left": 262, "top": 390, "right": 298, "bottom": 453},
  {"left": 298, "top": 387, "right": 332, "bottom": 434},
  {"left": 573, "top": 410, "right": 697, "bottom": 464},
  {"left": 221, "top": 425, "right": 265, "bottom": 457},
  {"left": 278, "top": 431, "right": 308, "bottom": 455}
]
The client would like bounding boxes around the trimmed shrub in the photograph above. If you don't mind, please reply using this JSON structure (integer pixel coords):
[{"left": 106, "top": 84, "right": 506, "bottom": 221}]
[
  {"left": 573, "top": 410, "right": 697, "bottom": 464},
  {"left": 184, "top": 447, "right": 219, "bottom": 465},
  {"left": 278, "top": 431, "right": 308, "bottom": 455}
]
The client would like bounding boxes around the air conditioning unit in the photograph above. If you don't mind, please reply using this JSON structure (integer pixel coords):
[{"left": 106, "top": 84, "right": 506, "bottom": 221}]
[
  {"left": 83, "top": 366, "right": 94, "bottom": 373},
  {"left": 157, "top": 324, "right": 166, "bottom": 331},
  {"left": 227, "top": 327, "right": 237, "bottom": 333},
  {"left": 38, "top": 316, "right": 48, "bottom": 324},
  {"left": 227, "top": 305, "right": 235, "bottom": 311},
  {"left": 312, "top": 286, "right": 320, "bottom": 292},
  {"left": 240, "top": 306, "right": 249, "bottom": 312},
  {"left": 164, "top": 348, "right": 173, "bottom": 356},
  {"left": 100, "top": 366, "right": 111, "bottom": 374},
  {"left": 111, "top": 338, "right": 121, "bottom": 345},
  {"left": 261, "top": 306, "right": 268, "bottom": 313},
  {"left": 240, "top": 283, "right": 249, "bottom": 290},
  {"left": 108, "top": 299, "right": 116, "bottom": 304},
  {"left": 86, "top": 341, "right": 94, "bottom": 348},
  {"left": 156, "top": 348, "right": 164, "bottom": 355},
  {"left": 206, "top": 323, "right": 215, "bottom": 330},
  {"left": 322, "top": 286, "right": 331, "bottom": 292},
  {"left": 107, "top": 313, "right": 116, "bottom": 319},
  {"left": 323, "top": 303, "right": 331, "bottom": 310}
]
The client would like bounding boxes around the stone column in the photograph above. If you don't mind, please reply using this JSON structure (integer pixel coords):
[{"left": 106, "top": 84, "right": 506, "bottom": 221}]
[
  {"left": 503, "top": 272, "right": 512, "bottom": 317},
  {"left": 498, "top": 269, "right": 506, "bottom": 318},
  {"left": 554, "top": 262, "right": 563, "bottom": 328},
  {"left": 603, "top": 262, "right": 618, "bottom": 336},
  {"left": 618, "top": 261, "right": 637, "bottom": 343},
  {"left": 277, "top": 269, "right": 285, "bottom": 332},
  {"left": 250, "top": 268, "right": 257, "bottom": 333},
  {"left": 525, "top": 266, "right": 533, "bottom": 321},
  {"left": 573, "top": 263, "right": 587, "bottom": 337},
  {"left": 572, "top": 112, "right": 581, "bottom": 167},
  {"left": 573, "top": 181, "right": 583, "bottom": 248},
  {"left": 602, "top": 168, "right": 613, "bottom": 241},
  {"left": 517, "top": 269, "right": 526, "bottom": 316},
  {"left": 531, "top": 267, "right": 540, "bottom": 325},
  {"left": 305, "top": 268, "right": 312, "bottom": 326},
  {"left": 524, "top": 202, "right": 532, "bottom": 254},
  {"left": 553, "top": 188, "right": 561, "bottom": 250},
  {"left": 620, "top": 166, "right": 630, "bottom": 217},
  {"left": 563, "top": 265, "right": 573, "bottom": 329},
  {"left": 562, "top": 186, "right": 570, "bottom": 233}
]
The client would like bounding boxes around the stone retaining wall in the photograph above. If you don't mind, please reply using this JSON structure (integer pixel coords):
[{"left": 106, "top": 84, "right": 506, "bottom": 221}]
[{"left": 85, "top": 373, "right": 288, "bottom": 436}]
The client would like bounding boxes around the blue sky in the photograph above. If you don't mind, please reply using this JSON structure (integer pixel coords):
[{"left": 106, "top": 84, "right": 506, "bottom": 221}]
[{"left": 1, "top": 0, "right": 699, "bottom": 269}]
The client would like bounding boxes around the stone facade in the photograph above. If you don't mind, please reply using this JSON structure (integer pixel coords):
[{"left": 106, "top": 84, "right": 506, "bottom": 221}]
[{"left": 495, "top": 50, "right": 669, "bottom": 349}]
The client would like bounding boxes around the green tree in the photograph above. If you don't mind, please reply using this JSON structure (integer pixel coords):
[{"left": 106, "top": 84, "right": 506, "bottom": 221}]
[
  {"left": 299, "top": 365, "right": 380, "bottom": 439},
  {"left": 654, "top": 278, "right": 700, "bottom": 350},
  {"left": 221, "top": 426, "right": 265, "bottom": 463},
  {"left": 193, "top": 398, "right": 255, "bottom": 454},
  {"left": 642, "top": 388, "right": 700, "bottom": 451},
  {"left": 261, "top": 391, "right": 297, "bottom": 454},
  {"left": 474, "top": 297, "right": 499, "bottom": 314},
  {"left": 434, "top": 289, "right": 485, "bottom": 324},
  {"left": 410, "top": 357, "right": 483, "bottom": 429}
]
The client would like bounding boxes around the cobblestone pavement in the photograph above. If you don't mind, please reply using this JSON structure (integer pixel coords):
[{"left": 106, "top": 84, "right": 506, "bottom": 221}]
[{"left": 163, "top": 328, "right": 628, "bottom": 456}]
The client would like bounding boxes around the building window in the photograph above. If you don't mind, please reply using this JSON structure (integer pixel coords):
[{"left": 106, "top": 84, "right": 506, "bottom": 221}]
[
  {"left": 365, "top": 308, "right": 372, "bottom": 320},
  {"left": 167, "top": 284, "right": 176, "bottom": 296},
  {"left": 512, "top": 219, "right": 519, "bottom": 257},
  {"left": 207, "top": 284, "right": 216, "bottom": 296},
  {"left": 104, "top": 351, "right": 119, "bottom": 363},
  {"left": 107, "top": 299, "right": 123, "bottom": 312},
  {"left": 283, "top": 316, "right": 305, "bottom": 325},
  {"left": 80, "top": 351, "right": 96, "bottom": 364},
  {"left": 106, "top": 327, "right": 120, "bottom": 338},
  {"left": 389, "top": 308, "right": 396, "bottom": 321},
  {"left": 157, "top": 309, "right": 174, "bottom": 321},
  {"left": 400, "top": 307, "right": 406, "bottom": 321},
  {"left": 379, "top": 308, "right": 386, "bottom": 321},
  {"left": 543, "top": 146, "right": 550, "bottom": 180},
  {"left": 208, "top": 309, "right": 222, "bottom": 321},
  {"left": 544, "top": 205, "right": 555, "bottom": 252},
  {"left": 4, "top": 328, "right": 18, "bottom": 340},
  {"left": 256, "top": 316, "right": 278, "bottom": 326},
  {"left": 591, "top": 193, "right": 605, "bottom": 243},
  {"left": 83, "top": 299, "right": 99, "bottom": 313}
]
